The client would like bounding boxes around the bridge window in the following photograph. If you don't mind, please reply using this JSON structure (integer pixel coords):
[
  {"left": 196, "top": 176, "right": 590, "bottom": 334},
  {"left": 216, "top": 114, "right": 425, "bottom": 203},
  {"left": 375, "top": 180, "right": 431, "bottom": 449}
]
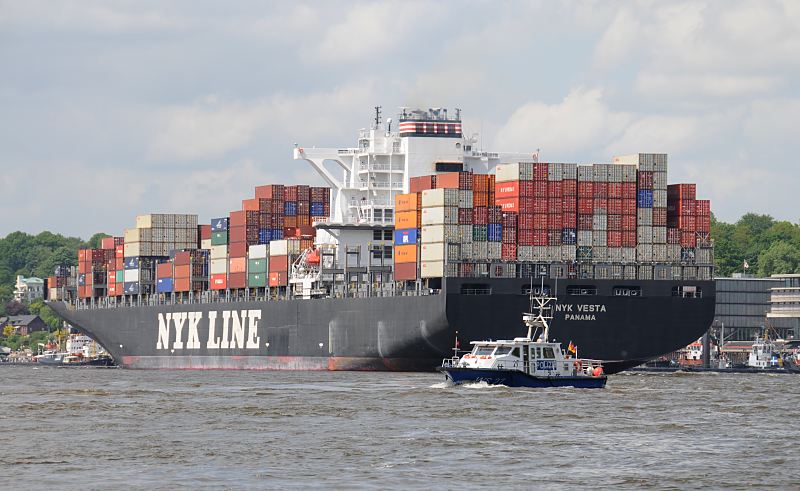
[
  {"left": 495, "top": 346, "right": 512, "bottom": 356},
  {"left": 373, "top": 230, "right": 383, "bottom": 240},
  {"left": 383, "top": 229, "right": 393, "bottom": 240},
  {"left": 435, "top": 162, "right": 463, "bottom": 173},
  {"left": 672, "top": 286, "right": 702, "bottom": 298},
  {"left": 614, "top": 286, "right": 642, "bottom": 297},
  {"left": 461, "top": 283, "right": 492, "bottom": 295},
  {"left": 567, "top": 285, "right": 597, "bottom": 296}
]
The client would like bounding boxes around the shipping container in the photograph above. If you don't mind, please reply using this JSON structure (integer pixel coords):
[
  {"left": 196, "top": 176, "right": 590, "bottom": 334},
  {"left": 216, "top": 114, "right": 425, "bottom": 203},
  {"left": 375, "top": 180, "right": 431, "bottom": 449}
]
[
  {"left": 269, "top": 271, "right": 288, "bottom": 287},
  {"left": 210, "top": 273, "right": 227, "bottom": 290},
  {"left": 394, "top": 229, "right": 418, "bottom": 245},
  {"left": 395, "top": 244, "right": 418, "bottom": 263}
]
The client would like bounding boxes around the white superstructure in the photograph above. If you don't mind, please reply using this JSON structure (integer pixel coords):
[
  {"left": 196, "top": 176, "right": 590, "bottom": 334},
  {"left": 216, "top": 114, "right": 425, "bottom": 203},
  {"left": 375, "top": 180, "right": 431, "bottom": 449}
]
[{"left": 294, "top": 107, "right": 534, "bottom": 231}]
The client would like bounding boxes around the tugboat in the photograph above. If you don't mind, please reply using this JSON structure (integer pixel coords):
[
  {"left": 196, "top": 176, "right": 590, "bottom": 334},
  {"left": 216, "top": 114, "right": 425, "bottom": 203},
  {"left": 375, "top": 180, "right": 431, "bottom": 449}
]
[{"left": 438, "top": 288, "right": 607, "bottom": 388}]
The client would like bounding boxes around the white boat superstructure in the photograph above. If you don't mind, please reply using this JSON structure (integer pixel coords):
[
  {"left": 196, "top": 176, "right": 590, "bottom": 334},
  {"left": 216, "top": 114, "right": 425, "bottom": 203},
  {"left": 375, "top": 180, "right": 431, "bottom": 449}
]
[
  {"left": 748, "top": 334, "right": 779, "bottom": 368},
  {"left": 294, "top": 107, "right": 534, "bottom": 229}
]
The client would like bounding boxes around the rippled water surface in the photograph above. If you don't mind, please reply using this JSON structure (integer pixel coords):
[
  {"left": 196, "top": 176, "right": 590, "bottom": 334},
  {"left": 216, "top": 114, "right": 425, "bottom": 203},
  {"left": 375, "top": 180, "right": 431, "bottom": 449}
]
[{"left": 1, "top": 367, "right": 798, "bottom": 489}]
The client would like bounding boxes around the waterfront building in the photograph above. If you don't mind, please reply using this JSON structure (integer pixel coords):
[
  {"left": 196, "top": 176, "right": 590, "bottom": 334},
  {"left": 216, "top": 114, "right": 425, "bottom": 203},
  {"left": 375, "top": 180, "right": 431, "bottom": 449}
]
[
  {"left": 713, "top": 275, "right": 781, "bottom": 341},
  {"left": 0, "top": 315, "right": 47, "bottom": 336},
  {"left": 767, "top": 273, "right": 800, "bottom": 341},
  {"left": 13, "top": 275, "right": 44, "bottom": 303}
]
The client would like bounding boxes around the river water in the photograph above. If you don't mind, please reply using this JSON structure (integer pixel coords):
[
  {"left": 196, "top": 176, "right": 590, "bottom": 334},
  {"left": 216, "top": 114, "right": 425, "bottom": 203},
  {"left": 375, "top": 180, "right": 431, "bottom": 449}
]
[{"left": 0, "top": 366, "right": 798, "bottom": 489}]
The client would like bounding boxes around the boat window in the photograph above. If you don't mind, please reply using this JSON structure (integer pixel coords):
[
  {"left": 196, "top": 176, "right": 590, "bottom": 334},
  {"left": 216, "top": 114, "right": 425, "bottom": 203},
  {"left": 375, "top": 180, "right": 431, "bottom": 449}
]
[
  {"left": 535, "top": 347, "right": 542, "bottom": 358},
  {"left": 512, "top": 347, "right": 520, "bottom": 358},
  {"left": 567, "top": 285, "right": 597, "bottom": 296},
  {"left": 614, "top": 286, "right": 642, "bottom": 296},
  {"left": 474, "top": 346, "right": 495, "bottom": 356},
  {"left": 543, "top": 347, "right": 555, "bottom": 359},
  {"left": 495, "top": 346, "right": 512, "bottom": 356}
]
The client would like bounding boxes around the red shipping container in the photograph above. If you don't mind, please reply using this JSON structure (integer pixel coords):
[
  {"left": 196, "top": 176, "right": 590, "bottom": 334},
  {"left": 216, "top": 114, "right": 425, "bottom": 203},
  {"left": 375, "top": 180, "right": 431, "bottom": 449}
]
[
  {"left": 78, "top": 249, "right": 88, "bottom": 262},
  {"left": 548, "top": 230, "right": 561, "bottom": 246},
  {"left": 681, "top": 231, "right": 697, "bottom": 248},
  {"left": 533, "top": 181, "right": 548, "bottom": 197},
  {"left": 174, "top": 251, "right": 191, "bottom": 266},
  {"left": 297, "top": 185, "right": 310, "bottom": 202},
  {"left": 228, "top": 272, "right": 247, "bottom": 289},
  {"left": 495, "top": 181, "right": 520, "bottom": 198},
  {"left": 562, "top": 179, "right": 577, "bottom": 196},
  {"left": 458, "top": 208, "right": 472, "bottom": 225},
  {"left": 622, "top": 214, "right": 637, "bottom": 230},
  {"left": 255, "top": 184, "right": 284, "bottom": 199},
  {"left": 101, "top": 237, "right": 115, "bottom": 250},
  {"left": 667, "top": 183, "right": 696, "bottom": 201},
  {"left": 501, "top": 212, "right": 518, "bottom": 228},
  {"left": 548, "top": 198, "right": 563, "bottom": 215},
  {"left": 227, "top": 242, "right": 246, "bottom": 257},
  {"left": 242, "top": 198, "right": 260, "bottom": 211},
  {"left": 562, "top": 212, "right": 577, "bottom": 228},
  {"left": 607, "top": 231, "right": 622, "bottom": 247},
  {"left": 547, "top": 214, "right": 562, "bottom": 230},
  {"left": 229, "top": 226, "right": 246, "bottom": 243},
  {"left": 283, "top": 186, "right": 298, "bottom": 201},
  {"left": 531, "top": 198, "right": 547, "bottom": 214},
  {"left": 174, "top": 264, "right": 191, "bottom": 279},
  {"left": 593, "top": 182, "right": 608, "bottom": 198},
  {"left": 270, "top": 255, "right": 289, "bottom": 272},
  {"left": 174, "top": 277, "right": 191, "bottom": 292},
  {"left": 156, "top": 263, "right": 173, "bottom": 279},
  {"left": 199, "top": 224, "right": 211, "bottom": 240},
  {"left": 108, "top": 284, "right": 118, "bottom": 297},
  {"left": 115, "top": 258, "right": 124, "bottom": 270},
  {"left": 695, "top": 200, "right": 711, "bottom": 216},
  {"left": 269, "top": 271, "right": 288, "bottom": 287},
  {"left": 435, "top": 172, "right": 460, "bottom": 189},
  {"left": 410, "top": 175, "right": 436, "bottom": 193},
  {"left": 115, "top": 245, "right": 124, "bottom": 258},
  {"left": 594, "top": 198, "right": 608, "bottom": 213},
  {"left": 518, "top": 213, "right": 533, "bottom": 230},
  {"left": 622, "top": 231, "right": 637, "bottom": 247},
  {"left": 578, "top": 199, "right": 593, "bottom": 215},
  {"left": 638, "top": 171, "right": 654, "bottom": 190},
  {"left": 562, "top": 196, "right": 577, "bottom": 213},
  {"left": 501, "top": 243, "right": 517, "bottom": 261},
  {"left": 608, "top": 214, "right": 622, "bottom": 231},
  {"left": 622, "top": 199, "right": 637, "bottom": 215},
  {"left": 106, "top": 258, "right": 115, "bottom": 270},
  {"left": 696, "top": 215, "right": 711, "bottom": 232},
  {"left": 473, "top": 207, "right": 488, "bottom": 225},
  {"left": 578, "top": 214, "right": 593, "bottom": 230},
  {"left": 607, "top": 182, "right": 622, "bottom": 198},
  {"left": 547, "top": 181, "right": 562, "bottom": 197},
  {"left": 680, "top": 215, "right": 696, "bottom": 231},
  {"left": 623, "top": 182, "right": 637, "bottom": 199},
  {"left": 495, "top": 197, "right": 519, "bottom": 213},
  {"left": 518, "top": 229, "right": 534, "bottom": 246},
  {"left": 502, "top": 229, "right": 517, "bottom": 244},
  {"left": 210, "top": 273, "right": 227, "bottom": 290},
  {"left": 653, "top": 208, "right": 667, "bottom": 227},
  {"left": 472, "top": 174, "right": 490, "bottom": 194},
  {"left": 394, "top": 262, "right": 417, "bottom": 281},
  {"left": 667, "top": 228, "right": 681, "bottom": 244},
  {"left": 533, "top": 230, "right": 548, "bottom": 246},
  {"left": 578, "top": 182, "right": 594, "bottom": 198},
  {"left": 533, "top": 214, "right": 548, "bottom": 230},
  {"left": 533, "top": 163, "right": 548, "bottom": 180},
  {"left": 608, "top": 198, "right": 622, "bottom": 215},
  {"left": 473, "top": 192, "right": 489, "bottom": 207}
]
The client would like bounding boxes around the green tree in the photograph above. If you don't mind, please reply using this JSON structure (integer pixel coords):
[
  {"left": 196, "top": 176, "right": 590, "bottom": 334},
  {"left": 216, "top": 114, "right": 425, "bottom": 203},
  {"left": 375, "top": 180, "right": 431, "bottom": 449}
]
[
  {"left": 758, "top": 241, "right": 800, "bottom": 276},
  {"left": 86, "top": 233, "right": 111, "bottom": 249}
]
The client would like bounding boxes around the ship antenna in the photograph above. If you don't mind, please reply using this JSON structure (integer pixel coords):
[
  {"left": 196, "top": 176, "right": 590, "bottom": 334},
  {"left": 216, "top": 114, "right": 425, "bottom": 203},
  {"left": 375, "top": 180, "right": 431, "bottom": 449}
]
[{"left": 374, "top": 106, "right": 382, "bottom": 129}]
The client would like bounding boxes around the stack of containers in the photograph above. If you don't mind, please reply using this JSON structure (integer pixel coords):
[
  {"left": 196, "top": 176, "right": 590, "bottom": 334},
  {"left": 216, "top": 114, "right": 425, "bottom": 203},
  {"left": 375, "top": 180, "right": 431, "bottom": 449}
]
[
  {"left": 605, "top": 163, "right": 638, "bottom": 266},
  {"left": 199, "top": 224, "right": 211, "bottom": 250},
  {"left": 495, "top": 162, "right": 534, "bottom": 260},
  {"left": 174, "top": 250, "right": 208, "bottom": 293},
  {"left": 576, "top": 165, "right": 594, "bottom": 262},
  {"left": 310, "top": 186, "right": 331, "bottom": 222},
  {"left": 210, "top": 217, "right": 229, "bottom": 290},
  {"left": 394, "top": 193, "right": 419, "bottom": 281},
  {"left": 123, "top": 256, "right": 156, "bottom": 295},
  {"left": 254, "top": 184, "right": 285, "bottom": 243},
  {"left": 77, "top": 249, "right": 106, "bottom": 298},
  {"left": 101, "top": 237, "right": 123, "bottom": 297},
  {"left": 592, "top": 164, "right": 609, "bottom": 262},
  {"left": 636, "top": 159, "right": 655, "bottom": 274},
  {"left": 229, "top": 210, "right": 259, "bottom": 290},
  {"left": 546, "top": 163, "right": 563, "bottom": 262},
  {"left": 500, "top": 211, "right": 518, "bottom": 262},
  {"left": 156, "top": 261, "right": 173, "bottom": 294},
  {"left": 667, "top": 184, "right": 711, "bottom": 278},
  {"left": 652, "top": 155, "right": 669, "bottom": 265},
  {"left": 420, "top": 187, "right": 460, "bottom": 278},
  {"left": 560, "top": 163, "right": 578, "bottom": 262},
  {"left": 694, "top": 199, "right": 713, "bottom": 279},
  {"left": 247, "top": 244, "right": 269, "bottom": 288},
  {"left": 123, "top": 214, "right": 198, "bottom": 257},
  {"left": 268, "top": 238, "right": 301, "bottom": 286}
]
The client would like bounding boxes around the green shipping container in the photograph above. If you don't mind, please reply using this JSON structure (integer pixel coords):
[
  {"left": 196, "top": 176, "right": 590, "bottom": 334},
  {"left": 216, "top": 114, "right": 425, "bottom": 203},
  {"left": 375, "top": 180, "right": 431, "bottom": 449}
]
[
  {"left": 248, "top": 273, "right": 267, "bottom": 287},
  {"left": 211, "top": 231, "right": 228, "bottom": 246},
  {"left": 115, "top": 270, "right": 124, "bottom": 283},
  {"left": 248, "top": 258, "right": 268, "bottom": 273}
]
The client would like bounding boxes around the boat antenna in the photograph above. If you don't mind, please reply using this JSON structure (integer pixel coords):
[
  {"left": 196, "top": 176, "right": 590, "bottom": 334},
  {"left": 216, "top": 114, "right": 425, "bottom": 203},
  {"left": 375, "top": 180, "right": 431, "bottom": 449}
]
[{"left": 452, "top": 330, "right": 460, "bottom": 358}]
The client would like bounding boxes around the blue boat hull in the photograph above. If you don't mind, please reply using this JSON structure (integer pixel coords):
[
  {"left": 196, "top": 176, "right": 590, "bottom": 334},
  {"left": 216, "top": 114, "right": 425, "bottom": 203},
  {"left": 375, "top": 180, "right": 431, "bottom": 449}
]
[{"left": 439, "top": 367, "right": 607, "bottom": 388}]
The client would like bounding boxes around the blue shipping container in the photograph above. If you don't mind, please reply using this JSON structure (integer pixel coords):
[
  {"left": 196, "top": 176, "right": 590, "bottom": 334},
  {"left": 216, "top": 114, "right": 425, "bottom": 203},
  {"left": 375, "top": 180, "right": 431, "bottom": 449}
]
[
  {"left": 271, "top": 228, "right": 284, "bottom": 240},
  {"left": 284, "top": 202, "right": 297, "bottom": 216},
  {"left": 394, "top": 228, "right": 418, "bottom": 245},
  {"left": 157, "top": 277, "right": 174, "bottom": 293},
  {"left": 488, "top": 223, "right": 503, "bottom": 242},
  {"left": 310, "top": 202, "right": 325, "bottom": 216},
  {"left": 124, "top": 282, "right": 140, "bottom": 295},
  {"left": 124, "top": 257, "right": 140, "bottom": 270},
  {"left": 562, "top": 228, "right": 577, "bottom": 245},
  {"left": 211, "top": 217, "right": 229, "bottom": 232},
  {"left": 259, "top": 228, "right": 270, "bottom": 244},
  {"left": 637, "top": 190, "right": 653, "bottom": 208}
]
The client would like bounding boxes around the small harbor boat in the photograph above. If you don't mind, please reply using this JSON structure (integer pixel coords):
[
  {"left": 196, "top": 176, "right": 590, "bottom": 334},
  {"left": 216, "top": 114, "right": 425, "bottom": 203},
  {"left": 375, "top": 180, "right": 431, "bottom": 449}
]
[{"left": 438, "top": 289, "right": 607, "bottom": 388}]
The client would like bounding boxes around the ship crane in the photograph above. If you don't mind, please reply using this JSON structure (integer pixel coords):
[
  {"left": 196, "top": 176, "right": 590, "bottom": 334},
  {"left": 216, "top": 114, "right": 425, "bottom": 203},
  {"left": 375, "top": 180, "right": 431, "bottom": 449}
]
[{"left": 289, "top": 248, "right": 326, "bottom": 299}]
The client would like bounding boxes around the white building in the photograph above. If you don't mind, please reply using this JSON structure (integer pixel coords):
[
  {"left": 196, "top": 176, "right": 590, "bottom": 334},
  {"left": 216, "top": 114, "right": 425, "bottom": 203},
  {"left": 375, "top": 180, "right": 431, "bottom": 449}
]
[{"left": 14, "top": 275, "right": 44, "bottom": 303}]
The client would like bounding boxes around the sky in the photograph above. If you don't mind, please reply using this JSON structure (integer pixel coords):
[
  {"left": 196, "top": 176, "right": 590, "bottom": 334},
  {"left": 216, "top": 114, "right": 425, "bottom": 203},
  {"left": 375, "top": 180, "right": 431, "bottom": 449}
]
[{"left": 1, "top": 0, "right": 798, "bottom": 238}]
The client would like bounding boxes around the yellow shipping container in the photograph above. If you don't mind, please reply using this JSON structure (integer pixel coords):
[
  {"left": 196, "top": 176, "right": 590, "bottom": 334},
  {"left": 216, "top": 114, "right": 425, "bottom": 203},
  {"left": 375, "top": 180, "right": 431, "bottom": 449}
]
[
  {"left": 394, "top": 244, "right": 418, "bottom": 264},
  {"left": 395, "top": 193, "right": 418, "bottom": 213},
  {"left": 395, "top": 211, "right": 419, "bottom": 230}
]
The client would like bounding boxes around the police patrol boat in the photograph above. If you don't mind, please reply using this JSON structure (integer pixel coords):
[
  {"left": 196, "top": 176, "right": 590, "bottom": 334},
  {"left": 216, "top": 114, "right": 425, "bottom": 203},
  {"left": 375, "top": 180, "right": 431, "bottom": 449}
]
[{"left": 439, "top": 289, "right": 607, "bottom": 388}]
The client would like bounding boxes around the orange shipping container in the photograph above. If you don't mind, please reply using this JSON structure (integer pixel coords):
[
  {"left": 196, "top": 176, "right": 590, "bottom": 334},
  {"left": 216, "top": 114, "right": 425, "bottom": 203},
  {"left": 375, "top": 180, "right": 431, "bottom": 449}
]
[
  {"left": 395, "top": 193, "right": 418, "bottom": 212},
  {"left": 495, "top": 197, "right": 520, "bottom": 212},
  {"left": 115, "top": 245, "right": 124, "bottom": 258},
  {"left": 174, "top": 264, "right": 191, "bottom": 279},
  {"left": 242, "top": 198, "right": 260, "bottom": 211},
  {"left": 174, "top": 277, "right": 191, "bottom": 292},
  {"left": 394, "top": 244, "right": 417, "bottom": 264},
  {"left": 270, "top": 255, "right": 289, "bottom": 272},
  {"left": 229, "top": 257, "right": 247, "bottom": 273},
  {"left": 269, "top": 271, "right": 288, "bottom": 287},
  {"left": 210, "top": 273, "right": 227, "bottom": 290},
  {"left": 395, "top": 211, "right": 418, "bottom": 229},
  {"left": 108, "top": 284, "right": 118, "bottom": 297},
  {"left": 434, "top": 172, "right": 460, "bottom": 189},
  {"left": 495, "top": 181, "right": 520, "bottom": 199},
  {"left": 156, "top": 263, "right": 173, "bottom": 278}
]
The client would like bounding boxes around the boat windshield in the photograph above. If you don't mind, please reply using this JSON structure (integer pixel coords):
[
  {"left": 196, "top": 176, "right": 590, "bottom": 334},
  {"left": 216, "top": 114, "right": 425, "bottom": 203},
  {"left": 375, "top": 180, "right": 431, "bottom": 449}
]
[
  {"left": 494, "top": 346, "right": 513, "bottom": 356},
  {"left": 473, "top": 346, "right": 496, "bottom": 356},
  {"left": 542, "top": 347, "right": 555, "bottom": 359}
]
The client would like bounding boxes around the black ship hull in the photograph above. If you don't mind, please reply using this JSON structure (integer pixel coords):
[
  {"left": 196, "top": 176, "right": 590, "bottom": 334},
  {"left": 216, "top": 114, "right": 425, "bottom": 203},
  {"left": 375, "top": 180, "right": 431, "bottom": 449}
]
[{"left": 49, "top": 278, "right": 716, "bottom": 374}]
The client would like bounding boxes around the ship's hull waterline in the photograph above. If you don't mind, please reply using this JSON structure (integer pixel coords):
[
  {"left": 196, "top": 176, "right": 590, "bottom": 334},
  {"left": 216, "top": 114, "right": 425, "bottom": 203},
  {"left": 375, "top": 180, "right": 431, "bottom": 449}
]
[{"left": 49, "top": 278, "right": 716, "bottom": 374}]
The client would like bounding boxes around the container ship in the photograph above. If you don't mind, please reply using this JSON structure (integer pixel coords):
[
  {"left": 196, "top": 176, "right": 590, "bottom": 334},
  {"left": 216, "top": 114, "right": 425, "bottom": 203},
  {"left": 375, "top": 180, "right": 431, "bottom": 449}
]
[{"left": 48, "top": 107, "right": 716, "bottom": 373}]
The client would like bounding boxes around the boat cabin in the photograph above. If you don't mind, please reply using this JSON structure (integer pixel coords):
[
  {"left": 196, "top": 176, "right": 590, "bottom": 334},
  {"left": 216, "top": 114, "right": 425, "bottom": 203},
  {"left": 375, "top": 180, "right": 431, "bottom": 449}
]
[{"left": 458, "top": 338, "right": 601, "bottom": 377}]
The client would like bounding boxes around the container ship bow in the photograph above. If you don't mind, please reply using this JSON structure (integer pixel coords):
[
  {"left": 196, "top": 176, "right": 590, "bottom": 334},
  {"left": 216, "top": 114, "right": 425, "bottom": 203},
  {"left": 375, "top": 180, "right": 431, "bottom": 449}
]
[{"left": 49, "top": 106, "right": 716, "bottom": 373}]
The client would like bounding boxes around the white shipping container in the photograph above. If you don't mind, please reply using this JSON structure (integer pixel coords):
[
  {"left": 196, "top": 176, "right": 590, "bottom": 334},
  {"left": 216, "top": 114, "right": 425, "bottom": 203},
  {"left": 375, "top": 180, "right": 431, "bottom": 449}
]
[
  {"left": 667, "top": 244, "right": 682, "bottom": 261},
  {"left": 621, "top": 164, "right": 638, "bottom": 182},
  {"left": 637, "top": 208, "right": 653, "bottom": 225},
  {"left": 458, "top": 190, "right": 473, "bottom": 209},
  {"left": 637, "top": 244, "right": 653, "bottom": 262},
  {"left": 249, "top": 244, "right": 268, "bottom": 259},
  {"left": 210, "top": 258, "right": 228, "bottom": 275},
  {"left": 652, "top": 227, "right": 667, "bottom": 244},
  {"left": 653, "top": 189, "right": 667, "bottom": 208},
  {"left": 545, "top": 246, "right": 560, "bottom": 261},
  {"left": 608, "top": 165, "right": 623, "bottom": 183},
  {"left": 421, "top": 260, "right": 445, "bottom": 278},
  {"left": 577, "top": 230, "right": 593, "bottom": 246},
  {"left": 696, "top": 248, "right": 713, "bottom": 265},
  {"left": 269, "top": 239, "right": 301, "bottom": 256},
  {"left": 124, "top": 269, "right": 140, "bottom": 283},
  {"left": 653, "top": 172, "right": 668, "bottom": 191},
  {"left": 592, "top": 231, "right": 607, "bottom": 247},
  {"left": 592, "top": 215, "right": 608, "bottom": 230},
  {"left": 653, "top": 244, "right": 667, "bottom": 262},
  {"left": 622, "top": 247, "right": 637, "bottom": 262},
  {"left": 472, "top": 241, "right": 488, "bottom": 260},
  {"left": 577, "top": 165, "right": 593, "bottom": 181},
  {"left": 459, "top": 225, "right": 473, "bottom": 243},
  {"left": 421, "top": 206, "right": 459, "bottom": 226},
  {"left": 561, "top": 245, "right": 577, "bottom": 261},
  {"left": 697, "top": 266, "right": 713, "bottom": 281},
  {"left": 593, "top": 164, "right": 609, "bottom": 182},
  {"left": 495, "top": 162, "right": 534, "bottom": 182},
  {"left": 607, "top": 247, "right": 623, "bottom": 262},
  {"left": 488, "top": 242, "right": 502, "bottom": 260},
  {"left": 561, "top": 163, "right": 578, "bottom": 180},
  {"left": 421, "top": 225, "right": 460, "bottom": 243},
  {"left": 637, "top": 226, "right": 653, "bottom": 244},
  {"left": 638, "top": 265, "right": 654, "bottom": 280},
  {"left": 593, "top": 247, "right": 608, "bottom": 261},
  {"left": 548, "top": 163, "right": 562, "bottom": 181},
  {"left": 517, "top": 245, "right": 534, "bottom": 261},
  {"left": 460, "top": 244, "right": 474, "bottom": 260},
  {"left": 422, "top": 188, "right": 460, "bottom": 207},
  {"left": 210, "top": 245, "right": 228, "bottom": 259},
  {"left": 201, "top": 239, "right": 212, "bottom": 250},
  {"left": 533, "top": 246, "right": 548, "bottom": 262}
]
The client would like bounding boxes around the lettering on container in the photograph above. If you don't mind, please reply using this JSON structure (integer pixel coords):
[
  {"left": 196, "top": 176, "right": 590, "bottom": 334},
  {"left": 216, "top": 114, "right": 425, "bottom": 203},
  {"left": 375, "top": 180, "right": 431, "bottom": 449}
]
[{"left": 156, "top": 310, "right": 264, "bottom": 351}]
